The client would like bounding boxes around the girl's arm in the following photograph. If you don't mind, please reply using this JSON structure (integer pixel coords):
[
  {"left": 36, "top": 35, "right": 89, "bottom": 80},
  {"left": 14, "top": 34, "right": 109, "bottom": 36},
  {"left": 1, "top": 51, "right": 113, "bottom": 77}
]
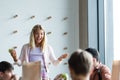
[{"left": 48, "top": 45, "right": 68, "bottom": 65}]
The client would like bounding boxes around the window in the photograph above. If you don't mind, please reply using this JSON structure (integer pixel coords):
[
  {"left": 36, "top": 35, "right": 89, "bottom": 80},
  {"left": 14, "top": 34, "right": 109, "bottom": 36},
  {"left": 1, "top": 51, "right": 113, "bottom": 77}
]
[{"left": 113, "top": 0, "right": 120, "bottom": 60}]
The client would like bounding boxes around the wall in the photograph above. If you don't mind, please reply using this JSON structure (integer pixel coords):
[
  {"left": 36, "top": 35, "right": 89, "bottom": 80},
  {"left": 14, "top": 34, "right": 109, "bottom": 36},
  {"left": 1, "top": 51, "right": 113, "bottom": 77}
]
[
  {"left": 0, "top": 0, "right": 79, "bottom": 79},
  {"left": 79, "top": 0, "right": 88, "bottom": 49}
]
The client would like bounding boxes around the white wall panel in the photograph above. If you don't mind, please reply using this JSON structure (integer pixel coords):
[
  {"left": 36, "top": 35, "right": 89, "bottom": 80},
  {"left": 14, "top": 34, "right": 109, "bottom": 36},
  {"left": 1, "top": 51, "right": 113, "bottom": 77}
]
[{"left": 0, "top": 0, "right": 79, "bottom": 79}]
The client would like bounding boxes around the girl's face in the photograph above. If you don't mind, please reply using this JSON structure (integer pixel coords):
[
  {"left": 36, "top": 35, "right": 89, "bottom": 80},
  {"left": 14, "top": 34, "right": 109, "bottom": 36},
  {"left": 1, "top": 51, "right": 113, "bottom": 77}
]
[{"left": 34, "top": 29, "right": 44, "bottom": 45}]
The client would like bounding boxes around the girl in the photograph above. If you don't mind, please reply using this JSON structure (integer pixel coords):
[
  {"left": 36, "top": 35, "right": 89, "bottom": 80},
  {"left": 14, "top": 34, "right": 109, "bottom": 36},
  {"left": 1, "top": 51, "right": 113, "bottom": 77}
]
[{"left": 9, "top": 24, "right": 68, "bottom": 80}]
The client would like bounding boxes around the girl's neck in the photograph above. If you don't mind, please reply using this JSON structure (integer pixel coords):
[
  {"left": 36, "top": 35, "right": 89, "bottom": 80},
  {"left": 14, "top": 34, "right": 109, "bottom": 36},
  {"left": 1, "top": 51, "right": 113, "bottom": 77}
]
[{"left": 35, "top": 43, "right": 40, "bottom": 47}]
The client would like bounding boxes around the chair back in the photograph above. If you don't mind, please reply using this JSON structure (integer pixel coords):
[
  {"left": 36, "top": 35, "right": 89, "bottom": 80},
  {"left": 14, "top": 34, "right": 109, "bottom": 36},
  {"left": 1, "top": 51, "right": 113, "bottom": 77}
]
[
  {"left": 22, "top": 61, "right": 41, "bottom": 80},
  {"left": 111, "top": 60, "right": 120, "bottom": 80}
]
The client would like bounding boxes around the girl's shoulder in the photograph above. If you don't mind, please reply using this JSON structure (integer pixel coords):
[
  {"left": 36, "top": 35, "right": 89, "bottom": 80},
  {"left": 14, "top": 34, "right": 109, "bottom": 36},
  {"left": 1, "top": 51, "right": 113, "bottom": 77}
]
[
  {"left": 22, "top": 43, "right": 30, "bottom": 48},
  {"left": 46, "top": 44, "right": 53, "bottom": 49}
]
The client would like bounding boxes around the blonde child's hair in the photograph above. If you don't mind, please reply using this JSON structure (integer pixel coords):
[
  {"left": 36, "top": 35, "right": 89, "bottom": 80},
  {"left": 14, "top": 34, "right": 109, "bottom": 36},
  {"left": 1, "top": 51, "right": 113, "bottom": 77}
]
[{"left": 29, "top": 24, "right": 47, "bottom": 51}]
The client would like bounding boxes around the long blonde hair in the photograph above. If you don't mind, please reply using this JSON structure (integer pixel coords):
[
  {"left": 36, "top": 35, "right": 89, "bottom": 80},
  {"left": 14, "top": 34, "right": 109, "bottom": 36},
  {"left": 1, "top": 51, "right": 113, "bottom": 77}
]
[{"left": 29, "top": 24, "right": 46, "bottom": 51}]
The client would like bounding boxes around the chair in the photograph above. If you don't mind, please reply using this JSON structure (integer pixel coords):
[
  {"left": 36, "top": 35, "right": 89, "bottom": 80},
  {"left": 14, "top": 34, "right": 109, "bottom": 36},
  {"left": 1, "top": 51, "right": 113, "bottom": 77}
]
[
  {"left": 22, "top": 61, "right": 41, "bottom": 80},
  {"left": 111, "top": 60, "right": 120, "bottom": 80}
]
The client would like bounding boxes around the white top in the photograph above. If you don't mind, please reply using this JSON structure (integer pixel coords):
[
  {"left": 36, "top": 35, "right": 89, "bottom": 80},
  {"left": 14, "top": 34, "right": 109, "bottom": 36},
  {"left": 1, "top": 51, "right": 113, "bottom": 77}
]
[{"left": 15, "top": 43, "right": 61, "bottom": 72}]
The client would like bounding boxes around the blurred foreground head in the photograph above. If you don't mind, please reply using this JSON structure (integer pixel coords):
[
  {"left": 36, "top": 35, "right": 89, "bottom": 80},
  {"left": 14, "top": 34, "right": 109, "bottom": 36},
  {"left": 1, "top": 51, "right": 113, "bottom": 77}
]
[
  {"left": 0, "top": 61, "right": 14, "bottom": 80},
  {"left": 68, "top": 49, "right": 93, "bottom": 80}
]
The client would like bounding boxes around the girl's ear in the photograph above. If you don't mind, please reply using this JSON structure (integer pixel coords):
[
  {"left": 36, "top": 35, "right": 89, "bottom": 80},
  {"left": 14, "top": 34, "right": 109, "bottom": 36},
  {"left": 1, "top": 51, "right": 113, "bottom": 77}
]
[
  {"left": 93, "top": 58, "right": 96, "bottom": 62},
  {"left": 0, "top": 72, "right": 4, "bottom": 77},
  {"left": 69, "top": 66, "right": 74, "bottom": 75},
  {"left": 68, "top": 66, "right": 71, "bottom": 71}
]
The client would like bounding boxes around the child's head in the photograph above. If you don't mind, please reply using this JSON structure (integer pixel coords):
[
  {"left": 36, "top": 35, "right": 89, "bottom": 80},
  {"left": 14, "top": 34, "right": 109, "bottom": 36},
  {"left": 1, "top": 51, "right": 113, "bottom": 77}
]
[
  {"left": 85, "top": 48, "right": 100, "bottom": 62},
  {"left": 85, "top": 48, "right": 100, "bottom": 67},
  {"left": 68, "top": 49, "right": 93, "bottom": 80},
  {"left": 29, "top": 24, "right": 46, "bottom": 50},
  {"left": 0, "top": 61, "right": 14, "bottom": 80}
]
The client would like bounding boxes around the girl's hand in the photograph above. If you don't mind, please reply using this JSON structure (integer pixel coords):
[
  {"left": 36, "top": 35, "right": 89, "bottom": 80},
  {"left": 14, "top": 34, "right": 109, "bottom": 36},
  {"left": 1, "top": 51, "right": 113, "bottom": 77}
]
[
  {"left": 9, "top": 49, "right": 18, "bottom": 62},
  {"left": 58, "top": 53, "right": 68, "bottom": 61}
]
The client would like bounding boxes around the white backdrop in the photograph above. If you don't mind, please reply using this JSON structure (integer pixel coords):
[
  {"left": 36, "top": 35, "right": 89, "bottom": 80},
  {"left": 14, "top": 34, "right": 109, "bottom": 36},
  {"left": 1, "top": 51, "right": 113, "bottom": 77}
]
[{"left": 0, "top": 0, "right": 79, "bottom": 79}]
